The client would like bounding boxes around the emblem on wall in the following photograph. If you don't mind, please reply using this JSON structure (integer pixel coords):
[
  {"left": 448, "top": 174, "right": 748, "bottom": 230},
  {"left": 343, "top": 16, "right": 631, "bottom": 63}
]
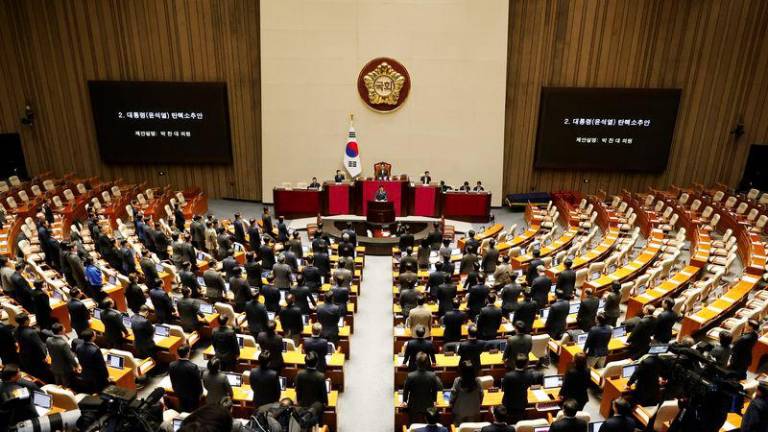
[{"left": 357, "top": 57, "right": 411, "bottom": 112}]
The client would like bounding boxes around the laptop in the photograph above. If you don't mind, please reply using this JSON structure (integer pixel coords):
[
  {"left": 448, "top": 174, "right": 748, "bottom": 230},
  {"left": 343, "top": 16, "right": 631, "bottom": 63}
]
[
  {"left": 533, "top": 427, "right": 550, "bottom": 432},
  {"left": 589, "top": 421, "right": 604, "bottom": 432},
  {"left": 197, "top": 252, "right": 206, "bottom": 261},
  {"left": 93, "top": 308, "right": 103, "bottom": 320},
  {"left": 122, "top": 316, "right": 132, "bottom": 329},
  {"left": 576, "top": 333, "right": 588, "bottom": 345},
  {"left": 649, "top": 344, "right": 669, "bottom": 354},
  {"left": 302, "top": 315, "right": 310, "bottom": 326},
  {"left": 108, "top": 275, "right": 118, "bottom": 286},
  {"left": 172, "top": 419, "right": 183, "bottom": 432},
  {"left": 32, "top": 390, "right": 52, "bottom": 416},
  {"left": 107, "top": 354, "right": 125, "bottom": 369},
  {"left": 154, "top": 325, "right": 170, "bottom": 341},
  {"left": 224, "top": 372, "right": 242, "bottom": 387},
  {"left": 199, "top": 303, "right": 214, "bottom": 314},
  {"left": 569, "top": 302, "right": 581, "bottom": 315},
  {"left": 327, "top": 342, "right": 335, "bottom": 354},
  {"left": 612, "top": 326, "right": 627, "bottom": 338},
  {"left": 197, "top": 276, "right": 206, "bottom": 287},
  {"left": 267, "top": 312, "right": 276, "bottom": 321},
  {"left": 155, "top": 263, "right": 165, "bottom": 273},
  {"left": 540, "top": 308, "right": 550, "bottom": 320},
  {"left": 543, "top": 375, "right": 563, "bottom": 389},
  {"left": 622, "top": 365, "right": 637, "bottom": 378},
  {"left": 237, "top": 335, "right": 245, "bottom": 348},
  {"left": 279, "top": 376, "right": 288, "bottom": 391},
  {"left": 636, "top": 284, "right": 647, "bottom": 295}
]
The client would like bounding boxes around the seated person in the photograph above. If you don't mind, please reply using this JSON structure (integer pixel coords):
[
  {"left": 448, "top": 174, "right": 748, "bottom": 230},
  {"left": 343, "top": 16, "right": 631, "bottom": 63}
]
[
  {"left": 375, "top": 186, "right": 388, "bottom": 202},
  {"left": 377, "top": 168, "right": 390, "bottom": 180},
  {"left": 439, "top": 181, "right": 452, "bottom": 192},
  {"left": 334, "top": 170, "right": 345, "bottom": 182},
  {"left": 459, "top": 181, "right": 471, "bottom": 192},
  {"left": 308, "top": 177, "right": 321, "bottom": 189},
  {"left": 473, "top": 181, "right": 484, "bottom": 192}
]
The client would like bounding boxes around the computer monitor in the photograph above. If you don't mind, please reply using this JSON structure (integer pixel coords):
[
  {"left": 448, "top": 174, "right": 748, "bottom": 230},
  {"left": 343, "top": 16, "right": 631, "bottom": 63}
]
[
  {"left": 108, "top": 275, "right": 118, "bottom": 286},
  {"left": 199, "top": 303, "right": 214, "bottom": 314},
  {"left": 197, "top": 276, "right": 206, "bottom": 287},
  {"left": 302, "top": 315, "right": 310, "bottom": 326},
  {"left": 267, "top": 312, "right": 276, "bottom": 321},
  {"left": 155, "top": 263, "right": 165, "bottom": 273},
  {"left": 569, "top": 302, "right": 581, "bottom": 315},
  {"left": 107, "top": 354, "right": 125, "bottom": 369},
  {"left": 622, "top": 365, "right": 637, "bottom": 378},
  {"left": 197, "top": 252, "right": 205, "bottom": 261},
  {"left": 543, "top": 375, "right": 563, "bottom": 389},
  {"left": 325, "top": 379, "right": 331, "bottom": 393},
  {"left": 576, "top": 333, "right": 588, "bottom": 345},
  {"left": 122, "top": 316, "right": 132, "bottom": 329},
  {"left": 338, "top": 317, "right": 344, "bottom": 327},
  {"left": 154, "top": 325, "right": 170, "bottom": 338},
  {"left": 279, "top": 376, "right": 288, "bottom": 391},
  {"left": 237, "top": 335, "right": 245, "bottom": 348},
  {"left": 172, "top": 419, "right": 183, "bottom": 432},
  {"left": 93, "top": 308, "right": 103, "bottom": 320},
  {"left": 224, "top": 372, "right": 242, "bottom": 387},
  {"left": 533, "top": 427, "right": 550, "bottom": 432},
  {"left": 648, "top": 344, "right": 669, "bottom": 354},
  {"left": 589, "top": 421, "right": 604, "bottom": 432},
  {"left": 540, "top": 308, "right": 550, "bottom": 320},
  {"left": 636, "top": 284, "right": 647, "bottom": 295},
  {"left": 32, "top": 391, "right": 52, "bottom": 409},
  {"left": 612, "top": 326, "right": 626, "bottom": 338},
  {"left": 327, "top": 342, "right": 335, "bottom": 354}
]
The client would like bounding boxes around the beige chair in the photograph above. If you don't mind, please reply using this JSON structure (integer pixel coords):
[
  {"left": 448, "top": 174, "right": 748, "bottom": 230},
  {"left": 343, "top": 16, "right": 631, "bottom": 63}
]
[
  {"left": 751, "top": 215, "right": 768, "bottom": 233},
  {"left": 101, "top": 190, "right": 112, "bottom": 204},
  {"left": 678, "top": 193, "right": 690, "bottom": 206},
  {"left": 588, "top": 262, "right": 605, "bottom": 280},
  {"left": 553, "top": 411, "right": 591, "bottom": 424},
  {"left": 64, "top": 189, "right": 76, "bottom": 202},
  {"left": 690, "top": 199, "right": 702, "bottom": 212},
  {"left": 478, "top": 375, "right": 495, "bottom": 390},
  {"left": 8, "top": 175, "right": 21, "bottom": 187},
  {"left": 406, "top": 425, "right": 428, "bottom": 432},
  {"left": 515, "top": 419, "right": 550, "bottom": 432},
  {"left": 0, "top": 180, "right": 7, "bottom": 192},
  {"left": 712, "top": 190, "right": 725, "bottom": 203},
  {"left": 106, "top": 348, "right": 155, "bottom": 378},
  {"left": 747, "top": 188, "right": 761, "bottom": 201},
  {"left": 531, "top": 333, "right": 549, "bottom": 361},
  {"left": 591, "top": 358, "right": 634, "bottom": 388},
  {"left": 41, "top": 384, "right": 85, "bottom": 410},
  {"left": 575, "top": 268, "right": 588, "bottom": 288},
  {"left": 52, "top": 195, "right": 64, "bottom": 209},
  {"left": 76, "top": 183, "right": 87, "bottom": 195},
  {"left": 239, "top": 334, "right": 257, "bottom": 348},
  {"left": 283, "top": 337, "right": 298, "bottom": 352},
  {"left": 43, "top": 179, "right": 55, "bottom": 192},
  {"left": 111, "top": 185, "right": 122, "bottom": 197},
  {"left": 648, "top": 400, "right": 679, "bottom": 431},
  {"left": 30, "top": 184, "right": 42, "bottom": 197},
  {"left": 735, "top": 202, "right": 749, "bottom": 215},
  {"left": 457, "top": 423, "right": 490, "bottom": 432},
  {"left": 723, "top": 196, "right": 737, "bottom": 210}
]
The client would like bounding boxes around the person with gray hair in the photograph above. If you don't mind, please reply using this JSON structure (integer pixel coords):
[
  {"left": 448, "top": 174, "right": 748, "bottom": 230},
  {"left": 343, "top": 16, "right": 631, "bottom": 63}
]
[
  {"left": 530, "top": 264, "right": 552, "bottom": 307},
  {"left": 271, "top": 253, "right": 292, "bottom": 290}
]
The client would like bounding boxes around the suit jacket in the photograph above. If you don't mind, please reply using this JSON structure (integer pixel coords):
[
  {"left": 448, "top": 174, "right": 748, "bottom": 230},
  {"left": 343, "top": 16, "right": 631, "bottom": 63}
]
[
  {"left": 627, "top": 315, "right": 657, "bottom": 357},
  {"left": 442, "top": 310, "right": 467, "bottom": 343},
  {"left": 599, "top": 415, "right": 637, "bottom": 432},
  {"left": 190, "top": 220, "right": 206, "bottom": 244},
  {"left": 272, "top": 263, "right": 293, "bottom": 289},
  {"left": 467, "top": 284, "right": 490, "bottom": 316},
  {"left": 261, "top": 284, "right": 281, "bottom": 313},
  {"left": 403, "top": 337, "right": 436, "bottom": 370},
  {"left": 501, "top": 369, "right": 541, "bottom": 412},
  {"left": 545, "top": 299, "right": 570, "bottom": 339},
  {"left": 277, "top": 222, "right": 289, "bottom": 242},
  {"left": 730, "top": 330, "right": 759, "bottom": 371},
  {"left": 244, "top": 299, "right": 269, "bottom": 335},
  {"left": 603, "top": 292, "right": 621, "bottom": 321},
  {"left": 460, "top": 254, "right": 478, "bottom": 274},
  {"left": 576, "top": 295, "right": 599, "bottom": 331},
  {"left": 140, "top": 258, "right": 159, "bottom": 285},
  {"left": 233, "top": 220, "right": 246, "bottom": 244},
  {"left": 169, "top": 358, "right": 203, "bottom": 400},
  {"left": 303, "top": 336, "right": 329, "bottom": 372},
  {"left": 212, "top": 326, "right": 240, "bottom": 362},
  {"left": 247, "top": 226, "right": 262, "bottom": 251},
  {"left": 399, "top": 255, "right": 418, "bottom": 273},
  {"left": 399, "top": 233, "right": 415, "bottom": 250},
  {"left": 171, "top": 241, "right": 187, "bottom": 267},
  {"left": 102, "top": 308, "right": 127, "bottom": 346},
  {"left": 426, "top": 271, "right": 447, "bottom": 296},
  {"left": 556, "top": 269, "right": 576, "bottom": 298},
  {"left": 654, "top": 310, "right": 679, "bottom": 343},
  {"left": 333, "top": 268, "right": 353, "bottom": 288},
  {"left": 585, "top": 324, "right": 613, "bottom": 357},
  {"left": 67, "top": 298, "right": 90, "bottom": 333},
  {"left": 262, "top": 215, "right": 273, "bottom": 236},
  {"left": 436, "top": 283, "right": 458, "bottom": 315},
  {"left": 314, "top": 252, "right": 331, "bottom": 278},
  {"left": 179, "top": 270, "right": 201, "bottom": 297},
  {"left": 73, "top": 339, "right": 109, "bottom": 391},
  {"left": 231, "top": 277, "right": 253, "bottom": 310},
  {"left": 302, "top": 265, "right": 322, "bottom": 290},
  {"left": 31, "top": 289, "right": 52, "bottom": 328},
  {"left": 46, "top": 334, "right": 77, "bottom": 375},
  {"left": 503, "top": 333, "right": 532, "bottom": 361},
  {"left": 125, "top": 282, "right": 147, "bottom": 313},
  {"left": 458, "top": 339, "right": 486, "bottom": 369},
  {"left": 296, "top": 368, "right": 328, "bottom": 407},
  {"left": 149, "top": 287, "right": 175, "bottom": 323},
  {"left": 257, "top": 331, "right": 286, "bottom": 371},
  {"left": 500, "top": 284, "right": 523, "bottom": 314},
  {"left": 131, "top": 314, "right": 156, "bottom": 355},
  {"left": 550, "top": 416, "right": 589, "bottom": 432},
  {"left": 398, "top": 271, "right": 418, "bottom": 288},
  {"left": 513, "top": 300, "right": 539, "bottom": 334},
  {"left": 482, "top": 248, "right": 499, "bottom": 273},
  {"left": 531, "top": 275, "right": 552, "bottom": 307},
  {"left": 245, "top": 261, "right": 263, "bottom": 287},
  {"left": 217, "top": 233, "right": 233, "bottom": 258},
  {"left": 279, "top": 305, "right": 304, "bottom": 335},
  {"left": 526, "top": 259, "right": 544, "bottom": 286},
  {"left": 407, "top": 306, "right": 433, "bottom": 337},
  {"left": 249, "top": 366, "right": 281, "bottom": 407},
  {"left": 403, "top": 369, "right": 442, "bottom": 413},
  {"left": 399, "top": 288, "right": 419, "bottom": 317},
  {"left": 477, "top": 305, "right": 503, "bottom": 340},
  {"left": 317, "top": 303, "right": 342, "bottom": 339},
  {"left": 178, "top": 297, "right": 202, "bottom": 332},
  {"left": 222, "top": 256, "right": 238, "bottom": 279},
  {"left": 203, "top": 269, "right": 227, "bottom": 301},
  {"left": 291, "top": 285, "right": 316, "bottom": 315}
]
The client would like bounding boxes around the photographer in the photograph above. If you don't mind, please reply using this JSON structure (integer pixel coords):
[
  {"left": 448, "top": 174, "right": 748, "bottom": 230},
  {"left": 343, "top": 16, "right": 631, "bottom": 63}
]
[
  {"left": 742, "top": 382, "right": 768, "bottom": 432},
  {"left": 0, "top": 364, "right": 40, "bottom": 430}
]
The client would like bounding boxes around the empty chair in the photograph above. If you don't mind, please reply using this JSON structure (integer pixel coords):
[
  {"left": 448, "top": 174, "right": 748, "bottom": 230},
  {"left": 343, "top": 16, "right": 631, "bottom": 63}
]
[
  {"left": 751, "top": 215, "right": 767, "bottom": 233},
  {"left": 43, "top": 179, "right": 55, "bottom": 192},
  {"left": 457, "top": 423, "right": 491, "bottom": 432},
  {"left": 64, "top": 189, "right": 75, "bottom": 202},
  {"left": 723, "top": 196, "right": 737, "bottom": 209},
  {"left": 101, "top": 190, "right": 112, "bottom": 204},
  {"left": 0, "top": 180, "right": 8, "bottom": 192},
  {"left": 690, "top": 199, "right": 702, "bottom": 212},
  {"left": 76, "top": 183, "right": 87, "bottom": 194},
  {"left": 17, "top": 190, "right": 29, "bottom": 203},
  {"left": 735, "top": 202, "right": 749, "bottom": 215},
  {"left": 712, "top": 190, "right": 725, "bottom": 203},
  {"left": 8, "top": 175, "right": 21, "bottom": 187},
  {"left": 746, "top": 208, "right": 759, "bottom": 223},
  {"left": 574, "top": 268, "right": 588, "bottom": 288},
  {"left": 30, "top": 184, "right": 42, "bottom": 197},
  {"left": 106, "top": 349, "right": 155, "bottom": 378}
]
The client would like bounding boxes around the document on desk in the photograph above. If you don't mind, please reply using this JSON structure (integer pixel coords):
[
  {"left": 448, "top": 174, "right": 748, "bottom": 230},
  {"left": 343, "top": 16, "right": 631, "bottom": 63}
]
[{"left": 532, "top": 389, "right": 549, "bottom": 401}]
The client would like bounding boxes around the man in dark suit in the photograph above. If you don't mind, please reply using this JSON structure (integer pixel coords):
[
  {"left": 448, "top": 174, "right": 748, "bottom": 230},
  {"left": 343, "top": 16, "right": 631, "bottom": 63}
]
[
  {"left": 317, "top": 293, "right": 343, "bottom": 343},
  {"left": 459, "top": 247, "right": 478, "bottom": 275},
  {"left": 481, "top": 239, "right": 500, "bottom": 274},
  {"left": 261, "top": 281, "right": 281, "bottom": 314},
  {"left": 435, "top": 280, "right": 458, "bottom": 316},
  {"left": 477, "top": 293, "right": 504, "bottom": 340},
  {"left": 212, "top": 315, "right": 240, "bottom": 371},
  {"left": 244, "top": 252, "right": 263, "bottom": 289},
  {"left": 0, "top": 320, "right": 18, "bottom": 366},
  {"left": 101, "top": 298, "right": 129, "bottom": 349},
  {"left": 130, "top": 305, "right": 157, "bottom": 359},
  {"left": 247, "top": 219, "right": 262, "bottom": 251},
  {"left": 584, "top": 313, "right": 613, "bottom": 368},
  {"left": 398, "top": 227, "right": 414, "bottom": 251},
  {"left": 0, "top": 364, "right": 41, "bottom": 428},
  {"left": 66, "top": 288, "right": 91, "bottom": 340},
  {"left": 231, "top": 267, "right": 252, "bottom": 313},
  {"left": 152, "top": 225, "right": 170, "bottom": 260},
  {"left": 203, "top": 262, "right": 227, "bottom": 303},
  {"left": 333, "top": 170, "right": 345, "bottom": 182},
  {"left": 458, "top": 325, "right": 486, "bottom": 370},
  {"left": 291, "top": 278, "right": 317, "bottom": 315},
  {"left": 250, "top": 351, "right": 282, "bottom": 408},
  {"left": 420, "top": 171, "right": 431, "bottom": 184},
  {"left": 501, "top": 354, "right": 542, "bottom": 424},
  {"left": 402, "top": 352, "right": 443, "bottom": 424},
  {"left": 178, "top": 288, "right": 204, "bottom": 333},
  {"left": 576, "top": 288, "right": 599, "bottom": 331},
  {"left": 503, "top": 321, "right": 532, "bottom": 363},
  {"left": 171, "top": 233, "right": 187, "bottom": 269},
  {"left": 221, "top": 252, "right": 238, "bottom": 280},
  {"left": 302, "top": 256, "right": 322, "bottom": 291},
  {"left": 232, "top": 213, "right": 246, "bottom": 245},
  {"left": 339, "top": 232, "right": 355, "bottom": 257},
  {"left": 72, "top": 329, "right": 109, "bottom": 393},
  {"left": 179, "top": 262, "right": 202, "bottom": 299},
  {"left": 279, "top": 295, "right": 304, "bottom": 343},
  {"left": 256, "top": 321, "right": 285, "bottom": 373},
  {"left": 46, "top": 323, "right": 79, "bottom": 387},
  {"left": 313, "top": 248, "right": 331, "bottom": 282},
  {"left": 276, "top": 216, "right": 289, "bottom": 243},
  {"left": 730, "top": 319, "right": 760, "bottom": 379},
  {"left": 550, "top": 399, "right": 588, "bottom": 432},
  {"left": 603, "top": 282, "right": 622, "bottom": 326},
  {"left": 139, "top": 250, "right": 160, "bottom": 288},
  {"left": 556, "top": 258, "right": 576, "bottom": 299},
  {"left": 216, "top": 228, "right": 234, "bottom": 261},
  {"left": 303, "top": 324, "right": 330, "bottom": 372},
  {"left": 480, "top": 406, "right": 516, "bottom": 432},
  {"left": 169, "top": 344, "right": 202, "bottom": 412},
  {"left": 627, "top": 305, "right": 657, "bottom": 359},
  {"left": 513, "top": 292, "right": 539, "bottom": 334},
  {"left": 261, "top": 207, "right": 274, "bottom": 238},
  {"left": 296, "top": 352, "right": 328, "bottom": 417},
  {"left": 173, "top": 204, "right": 186, "bottom": 233},
  {"left": 149, "top": 284, "right": 176, "bottom": 324},
  {"left": 244, "top": 296, "right": 269, "bottom": 336},
  {"left": 545, "top": 295, "right": 570, "bottom": 339},
  {"left": 30, "top": 280, "right": 53, "bottom": 330},
  {"left": 526, "top": 249, "right": 543, "bottom": 286},
  {"left": 442, "top": 299, "right": 468, "bottom": 344},
  {"left": 288, "top": 231, "right": 304, "bottom": 260},
  {"left": 125, "top": 274, "right": 148, "bottom": 312},
  {"left": 599, "top": 398, "right": 637, "bottom": 432},
  {"left": 10, "top": 263, "right": 34, "bottom": 310},
  {"left": 426, "top": 268, "right": 447, "bottom": 298},
  {"left": 653, "top": 297, "right": 679, "bottom": 343},
  {"left": 399, "top": 247, "right": 418, "bottom": 274},
  {"left": 399, "top": 283, "right": 419, "bottom": 319},
  {"left": 530, "top": 265, "right": 552, "bottom": 308},
  {"left": 627, "top": 354, "right": 661, "bottom": 406},
  {"left": 190, "top": 215, "right": 206, "bottom": 250},
  {"left": 464, "top": 230, "right": 480, "bottom": 255},
  {"left": 119, "top": 240, "right": 137, "bottom": 276},
  {"left": 466, "top": 276, "right": 490, "bottom": 319},
  {"left": 402, "top": 326, "right": 436, "bottom": 371}
]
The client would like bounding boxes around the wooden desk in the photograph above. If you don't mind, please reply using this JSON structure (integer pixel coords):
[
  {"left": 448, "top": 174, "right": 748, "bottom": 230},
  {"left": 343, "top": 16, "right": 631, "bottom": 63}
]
[
  {"left": 273, "top": 188, "right": 323, "bottom": 218},
  {"left": 556, "top": 337, "right": 628, "bottom": 374},
  {"left": 89, "top": 318, "right": 184, "bottom": 358},
  {"left": 584, "top": 230, "right": 665, "bottom": 294},
  {"left": 457, "top": 224, "right": 503, "bottom": 250},
  {"left": 442, "top": 192, "right": 492, "bottom": 222},
  {"left": 393, "top": 352, "right": 537, "bottom": 388},
  {"left": 626, "top": 265, "right": 700, "bottom": 318},
  {"left": 512, "top": 227, "right": 578, "bottom": 270},
  {"left": 680, "top": 274, "right": 761, "bottom": 337},
  {"left": 547, "top": 228, "right": 619, "bottom": 279},
  {"left": 108, "top": 364, "right": 136, "bottom": 389},
  {"left": 601, "top": 377, "right": 629, "bottom": 417}
]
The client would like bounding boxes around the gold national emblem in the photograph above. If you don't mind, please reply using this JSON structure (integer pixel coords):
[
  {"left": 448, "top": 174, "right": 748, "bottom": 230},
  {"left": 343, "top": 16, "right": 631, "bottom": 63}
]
[{"left": 363, "top": 62, "right": 405, "bottom": 105}]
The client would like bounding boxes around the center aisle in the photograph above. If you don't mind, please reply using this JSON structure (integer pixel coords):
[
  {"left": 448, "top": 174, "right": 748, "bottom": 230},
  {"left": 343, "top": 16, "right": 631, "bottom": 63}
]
[{"left": 338, "top": 255, "right": 394, "bottom": 432}]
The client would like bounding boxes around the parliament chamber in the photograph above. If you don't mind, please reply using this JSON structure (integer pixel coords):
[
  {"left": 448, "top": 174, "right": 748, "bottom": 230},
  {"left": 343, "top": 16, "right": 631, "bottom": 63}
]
[{"left": 2, "top": 1, "right": 768, "bottom": 432}]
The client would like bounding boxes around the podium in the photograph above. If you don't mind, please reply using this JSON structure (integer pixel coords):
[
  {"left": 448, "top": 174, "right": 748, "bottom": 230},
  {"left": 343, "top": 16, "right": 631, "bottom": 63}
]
[
  {"left": 324, "top": 182, "right": 351, "bottom": 215},
  {"left": 410, "top": 184, "right": 439, "bottom": 217},
  {"left": 367, "top": 200, "right": 395, "bottom": 224}
]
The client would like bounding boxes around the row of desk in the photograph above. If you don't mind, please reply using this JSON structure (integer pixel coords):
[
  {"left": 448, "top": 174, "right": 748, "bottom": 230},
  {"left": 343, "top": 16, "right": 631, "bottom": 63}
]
[{"left": 273, "top": 181, "right": 491, "bottom": 222}]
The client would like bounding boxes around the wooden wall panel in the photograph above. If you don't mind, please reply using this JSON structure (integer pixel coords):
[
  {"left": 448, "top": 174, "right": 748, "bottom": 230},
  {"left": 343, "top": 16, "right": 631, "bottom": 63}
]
[
  {"left": 0, "top": 0, "right": 261, "bottom": 200},
  {"left": 504, "top": 0, "right": 768, "bottom": 196}
]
